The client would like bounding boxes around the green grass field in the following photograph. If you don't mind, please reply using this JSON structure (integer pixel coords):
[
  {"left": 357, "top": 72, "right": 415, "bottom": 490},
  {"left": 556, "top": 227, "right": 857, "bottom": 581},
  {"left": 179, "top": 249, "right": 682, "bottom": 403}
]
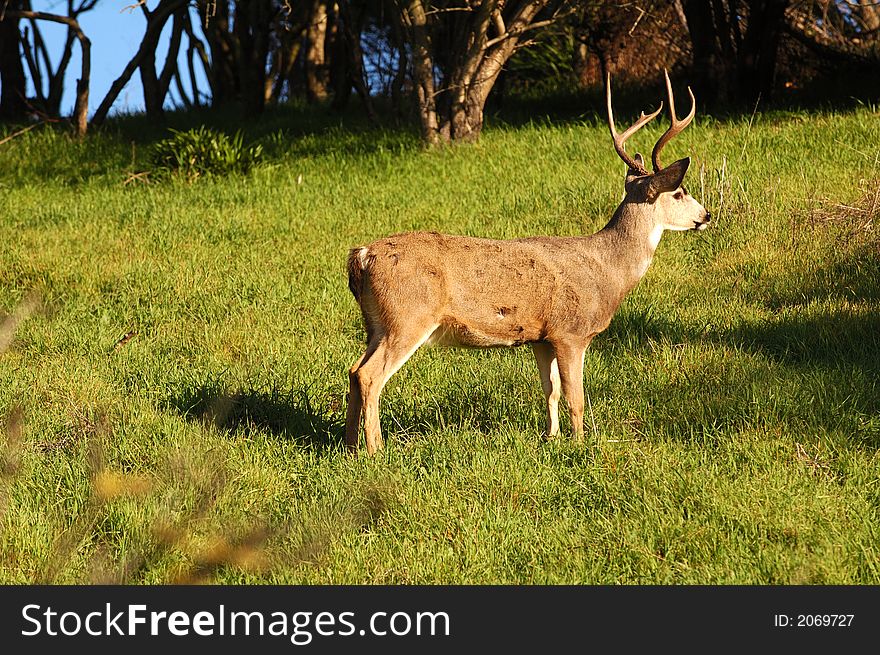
[{"left": 1, "top": 101, "right": 878, "bottom": 583}]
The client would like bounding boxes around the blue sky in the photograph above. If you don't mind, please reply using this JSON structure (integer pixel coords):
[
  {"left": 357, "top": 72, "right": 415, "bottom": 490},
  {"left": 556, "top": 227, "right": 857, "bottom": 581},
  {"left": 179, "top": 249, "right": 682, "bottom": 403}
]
[{"left": 27, "top": 1, "right": 202, "bottom": 117}]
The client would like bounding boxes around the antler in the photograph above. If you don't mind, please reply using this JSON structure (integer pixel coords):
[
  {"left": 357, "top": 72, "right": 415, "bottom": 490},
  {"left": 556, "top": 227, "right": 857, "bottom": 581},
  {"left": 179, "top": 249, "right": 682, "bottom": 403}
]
[
  {"left": 606, "top": 72, "right": 662, "bottom": 177},
  {"left": 651, "top": 69, "right": 696, "bottom": 172}
]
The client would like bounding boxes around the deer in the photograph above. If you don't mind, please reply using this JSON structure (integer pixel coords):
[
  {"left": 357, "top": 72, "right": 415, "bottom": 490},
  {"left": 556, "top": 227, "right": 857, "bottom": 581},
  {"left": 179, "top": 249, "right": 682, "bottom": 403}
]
[{"left": 344, "top": 70, "right": 711, "bottom": 455}]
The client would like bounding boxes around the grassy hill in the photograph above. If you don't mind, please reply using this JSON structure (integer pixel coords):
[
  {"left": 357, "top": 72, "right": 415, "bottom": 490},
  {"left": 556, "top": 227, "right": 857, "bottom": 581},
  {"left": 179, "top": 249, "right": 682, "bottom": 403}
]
[{"left": 1, "top": 102, "right": 878, "bottom": 583}]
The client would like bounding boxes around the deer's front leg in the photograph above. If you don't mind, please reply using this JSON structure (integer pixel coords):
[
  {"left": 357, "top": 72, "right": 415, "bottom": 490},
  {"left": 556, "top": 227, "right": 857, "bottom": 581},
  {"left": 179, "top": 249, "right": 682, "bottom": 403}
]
[
  {"left": 553, "top": 341, "right": 587, "bottom": 441},
  {"left": 532, "top": 341, "right": 561, "bottom": 438}
]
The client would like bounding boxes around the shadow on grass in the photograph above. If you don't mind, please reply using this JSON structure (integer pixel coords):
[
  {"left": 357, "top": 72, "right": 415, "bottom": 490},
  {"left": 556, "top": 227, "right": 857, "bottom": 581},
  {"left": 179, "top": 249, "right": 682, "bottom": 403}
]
[
  {"left": 102, "top": 97, "right": 420, "bottom": 154},
  {"left": 369, "top": 366, "right": 549, "bottom": 447},
  {"left": 607, "top": 318, "right": 880, "bottom": 451},
  {"left": 168, "top": 382, "right": 345, "bottom": 452},
  {"left": 722, "top": 310, "right": 880, "bottom": 379},
  {"left": 586, "top": 251, "right": 880, "bottom": 447},
  {"left": 768, "top": 244, "right": 880, "bottom": 308},
  {"left": 606, "top": 233, "right": 880, "bottom": 377},
  {"left": 599, "top": 304, "right": 697, "bottom": 350},
  {"left": 728, "top": 236, "right": 880, "bottom": 380}
]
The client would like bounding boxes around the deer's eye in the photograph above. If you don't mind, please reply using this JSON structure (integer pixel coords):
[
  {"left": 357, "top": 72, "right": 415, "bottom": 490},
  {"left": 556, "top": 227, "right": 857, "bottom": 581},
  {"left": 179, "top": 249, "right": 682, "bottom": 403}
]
[{"left": 673, "top": 191, "right": 684, "bottom": 200}]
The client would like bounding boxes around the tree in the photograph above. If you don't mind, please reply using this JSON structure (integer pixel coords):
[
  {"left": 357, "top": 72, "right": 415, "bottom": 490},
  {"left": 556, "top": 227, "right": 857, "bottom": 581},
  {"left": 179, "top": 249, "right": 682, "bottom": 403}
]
[
  {"left": 328, "top": 0, "right": 376, "bottom": 118},
  {"left": 233, "top": 0, "right": 275, "bottom": 115},
  {"left": 138, "top": 0, "right": 187, "bottom": 118},
  {"left": 569, "top": 1, "right": 688, "bottom": 87},
  {"left": 2, "top": 3, "right": 92, "bottom": 136},
  {"left": 392, "top": 0, "right": 568, "bottom": 145},
  {"left": 15, "top": 0, "right": 97, "bottom": 120},
  {"left": 0, "top": 0, "right": 28, "bottom": 121},
  {"left": 677, "top": 0, "right": 792, "bottom": 106},
  {"left": 91, "top": 0, "right": 188, "bottom": 126},
  {"left": 305, "top": 0, "right": 330, "bottom": 102},
  {"left": 784, "top": 0, "right": 880, "bottom": 67},
  {"left": 196, "top": 0, "right": 279, "bottom": 115}
]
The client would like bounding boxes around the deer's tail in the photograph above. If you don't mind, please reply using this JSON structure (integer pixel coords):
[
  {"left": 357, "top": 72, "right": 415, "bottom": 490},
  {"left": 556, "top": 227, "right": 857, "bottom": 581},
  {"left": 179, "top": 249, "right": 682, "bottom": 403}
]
[{"left": 347, "top": 246, "right": 369, "bottom": 303}]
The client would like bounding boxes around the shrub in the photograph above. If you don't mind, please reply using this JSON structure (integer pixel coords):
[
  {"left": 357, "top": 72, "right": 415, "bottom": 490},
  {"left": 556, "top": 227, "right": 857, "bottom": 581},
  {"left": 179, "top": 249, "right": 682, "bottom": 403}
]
[{"left": 151, "top": 127, "right": 263, "bottom": 179}]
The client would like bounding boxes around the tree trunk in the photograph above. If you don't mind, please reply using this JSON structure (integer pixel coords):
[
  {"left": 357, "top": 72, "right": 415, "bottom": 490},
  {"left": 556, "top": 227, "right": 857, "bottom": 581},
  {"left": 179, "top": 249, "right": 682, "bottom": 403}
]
[
  {"left": 157, "top": 7, "right": 186, "bottom": 107},
  {"left": 269, "top": 33, "right": 303, "bottom": 104},
  {"left": 305, "top": 0, "right": 329, "bottom": 103},
  {"left": 737, "top": 0, "right": 788, "bottom": 102},
  {"left": 46, "top": 29, "right": 76, "bottom": 116},
  {"left": 681, "top": 0, "right": 790, "bottom": 106},
  {"left": 680, "top": 0, "right": 731, "bottom": 106},
  {"left": 331, "top": 0, "right": 376, "bottom": 120},
  {"left": 444, "top": 56, "right": 499, "bottom": 142},
  {"left": 388, "top": 12, "right": 408, "bottom": 117},
  {"left": 400, "top": 0, "right": 556, "bottom": 145},
  {"left": 403, "top": 0, "right": 441, "bottom": 146},
  {"left": 182, "top": 9, "right": 211, "bottom": 107},
  {"left": 35, "top": 0, "right": 101, "bottom": 119},
  {"left": 139, "top": 28, "right": 163, "bottom": 117},
  {"left": 442, "top": 0, "right": 549, "bottom": 143},
  {"left": 330, "top": 4, "right": 352, "bottom": 109},
  {"left": 72, "top": 36, "right": 89, "bottom": 137},
  {"left": 91, "top": 0, "right": 183, "bottom": 126},
  {"left": 0, "top": 5, "right": 28, "bottom": 121},
  {"left": 136, "top": 0, "right": 186, "bottom": 118},
  {"left": 198, "top": 0, "right": 237, "bottom": 106},
  {"left": 235, "top": 0, "right": 273, "bottom": 115}
]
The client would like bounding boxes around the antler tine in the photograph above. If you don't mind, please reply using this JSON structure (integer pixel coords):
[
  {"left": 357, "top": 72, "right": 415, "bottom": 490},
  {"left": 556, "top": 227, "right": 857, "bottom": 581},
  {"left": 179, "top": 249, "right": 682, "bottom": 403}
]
[
  {"left": 606, "top": 73, "right": 662, "bottom": 177},
  {"left": 651, "top": 68, "right": 696, "bottom": 172}
]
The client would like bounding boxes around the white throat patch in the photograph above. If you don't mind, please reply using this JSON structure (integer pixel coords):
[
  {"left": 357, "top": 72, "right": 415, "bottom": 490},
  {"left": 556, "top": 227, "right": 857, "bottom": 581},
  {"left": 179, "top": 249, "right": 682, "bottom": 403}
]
[{"left": 648, "top": 224, "right": 664, "bottom": 250}]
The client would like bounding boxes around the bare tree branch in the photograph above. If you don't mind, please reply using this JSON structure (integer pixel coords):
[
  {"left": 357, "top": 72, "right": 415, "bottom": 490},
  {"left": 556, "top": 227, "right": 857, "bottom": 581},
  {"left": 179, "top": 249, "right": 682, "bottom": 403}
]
[{"left": 4, "top": 9, "right": 90, "bottom": 136}]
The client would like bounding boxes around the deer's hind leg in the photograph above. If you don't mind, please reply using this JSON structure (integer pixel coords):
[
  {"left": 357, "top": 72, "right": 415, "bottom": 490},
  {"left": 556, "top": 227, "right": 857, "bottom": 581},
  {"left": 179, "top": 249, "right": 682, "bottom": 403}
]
[
  {"left": 349, "top": 324, "right": 438, "bottom": 455},
  {"left": 345, "top": 342, "right": 374, "bottom": 453}
]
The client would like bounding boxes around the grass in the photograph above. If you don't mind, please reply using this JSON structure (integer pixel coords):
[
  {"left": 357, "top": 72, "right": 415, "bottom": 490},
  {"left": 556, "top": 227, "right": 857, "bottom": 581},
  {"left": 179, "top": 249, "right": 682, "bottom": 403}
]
[{"left": 0, "top": 100, "right": 879, "bottom": 584}]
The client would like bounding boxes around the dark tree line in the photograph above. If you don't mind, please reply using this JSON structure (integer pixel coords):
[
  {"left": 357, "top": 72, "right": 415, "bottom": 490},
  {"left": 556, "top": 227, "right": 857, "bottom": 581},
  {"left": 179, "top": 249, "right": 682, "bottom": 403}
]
[{"left": 0, "top": 1, "right": 878, "bottom": 143}]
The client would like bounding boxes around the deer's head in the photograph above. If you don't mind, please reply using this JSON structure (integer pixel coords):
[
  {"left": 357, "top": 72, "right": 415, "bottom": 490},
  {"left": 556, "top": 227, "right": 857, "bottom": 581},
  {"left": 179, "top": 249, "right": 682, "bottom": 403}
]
[{"left": 607, "top": 70, "right": 711, "bottom": 236}]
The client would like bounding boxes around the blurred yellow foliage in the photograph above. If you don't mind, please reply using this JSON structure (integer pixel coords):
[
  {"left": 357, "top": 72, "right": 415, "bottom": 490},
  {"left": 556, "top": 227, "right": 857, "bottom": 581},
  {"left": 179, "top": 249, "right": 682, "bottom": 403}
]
[{"left": 93, "top": 470, "right": 153, "bottom": 500}]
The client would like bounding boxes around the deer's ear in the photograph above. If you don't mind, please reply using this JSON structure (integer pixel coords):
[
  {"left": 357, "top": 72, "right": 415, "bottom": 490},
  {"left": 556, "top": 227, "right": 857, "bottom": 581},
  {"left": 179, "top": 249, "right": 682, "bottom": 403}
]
[
  {"left": 646, "top": 157, "right": 690, "bottom": 202},
  {"left": 625, "top": 153, "right": 647, "bottom": 184}
]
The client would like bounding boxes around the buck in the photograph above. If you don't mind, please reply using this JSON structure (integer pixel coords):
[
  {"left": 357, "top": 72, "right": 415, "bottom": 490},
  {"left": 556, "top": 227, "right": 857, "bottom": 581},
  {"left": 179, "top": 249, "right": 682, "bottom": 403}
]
[{"left": 345, "top": 70, "right": 711, "bottom": 454}]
